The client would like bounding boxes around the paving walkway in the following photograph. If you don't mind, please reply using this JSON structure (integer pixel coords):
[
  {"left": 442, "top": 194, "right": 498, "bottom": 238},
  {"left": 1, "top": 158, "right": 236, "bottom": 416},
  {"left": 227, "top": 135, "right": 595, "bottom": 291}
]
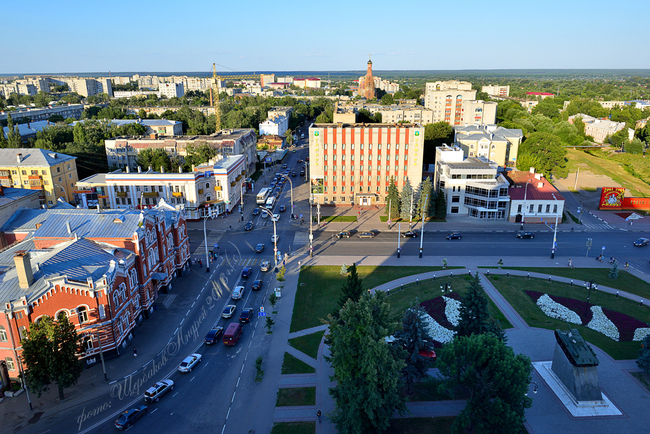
[{"left": 269, "top": 253, "right": 650, "bottom": 433}]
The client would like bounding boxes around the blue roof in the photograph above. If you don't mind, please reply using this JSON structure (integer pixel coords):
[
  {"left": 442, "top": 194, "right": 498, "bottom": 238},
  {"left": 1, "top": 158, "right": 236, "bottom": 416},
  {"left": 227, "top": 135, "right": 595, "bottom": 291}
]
[
  {"left": 0, "top": 187, "right": 41, "bottom": 208},
  {"left": 33, "top": 210, "right": 143, "bottom": 239}
]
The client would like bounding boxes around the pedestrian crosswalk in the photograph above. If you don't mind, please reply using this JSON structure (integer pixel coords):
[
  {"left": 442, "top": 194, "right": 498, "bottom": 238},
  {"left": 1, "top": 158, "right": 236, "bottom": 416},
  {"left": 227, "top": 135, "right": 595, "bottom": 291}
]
[{"left": 583, "top": 223, "right": 615, "bottom": 230}]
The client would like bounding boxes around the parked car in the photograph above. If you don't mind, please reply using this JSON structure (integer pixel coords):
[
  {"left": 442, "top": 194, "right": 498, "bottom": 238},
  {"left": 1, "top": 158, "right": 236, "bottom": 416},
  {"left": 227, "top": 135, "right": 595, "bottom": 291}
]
[
  {"left": 115, "top": 405, "right": 148, "bottom": 430},
  {"left": 232, "top": 286, "right": 245, "bottom": 300},
  {"left": 401, "top": 231, "right": 418, "bottom": 238},
  {"left": 336, "top": 230, "right": 351, "bottom": 239},
  {"left": 244, "top": 221, "right": 254, "bottom": 231},
  {"left": 178, "top": 353, "right": 202, "bottom": 373},
  {"left": 271, "top": 234, "right": 280, "bottom": 243},
  {"left": 260, "top": 260, "right": 271, "bottom": 272},
  {"left": 279, "top": 205, "right": 286, "bottom": 212},
  {"left": 255, "top": 243, "right": 265, "bottom": 253},
  {"left": 446, "top": 232, "right": 462, "bottom": 240},
  {"left": 252, "top": 208, "right": 260, "bottom": 216},
  {"left": 241, "top": 267, "right": 252, "bottom": 278},
  {"left": 204, "top": 326, "right": 224, "bottom": 345},
  {"left": 358, "top": 231, "right": 375, "bottom": 238},
  {"left": 239, "top": 308, "right": 254, "bottom": 323},
  {"left": 144, "top": 380, "right": 174, "bottom": 403},
  {"left": 222, "top": 305, "right": 236, "bottom": 319},
  {"left": 516, "top": 231, "right": 535, "bottom": 239},
  {"left": 252, "top": 279, "right": 263, "bottom": 290},
  {"left": 634, "top": 237, "right": 650, "bottom": 247}
]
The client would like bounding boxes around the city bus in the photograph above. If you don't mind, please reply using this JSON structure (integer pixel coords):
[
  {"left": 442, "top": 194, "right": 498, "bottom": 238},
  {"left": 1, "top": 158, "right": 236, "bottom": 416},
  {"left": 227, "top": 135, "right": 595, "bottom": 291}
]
[{"left": 256, "top": 188, "right": 271, "bottom": 204}]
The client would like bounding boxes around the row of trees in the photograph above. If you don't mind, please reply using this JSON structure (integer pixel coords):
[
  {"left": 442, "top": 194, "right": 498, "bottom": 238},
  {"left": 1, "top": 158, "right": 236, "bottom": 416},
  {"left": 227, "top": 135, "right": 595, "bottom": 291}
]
[{"left": 326, "top": 268, "right": 533, "bottom": 433}]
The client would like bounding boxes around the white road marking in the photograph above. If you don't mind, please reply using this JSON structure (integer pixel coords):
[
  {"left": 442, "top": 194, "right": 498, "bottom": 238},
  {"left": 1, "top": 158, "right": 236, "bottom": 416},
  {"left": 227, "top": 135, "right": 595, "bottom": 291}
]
[{"left": 151, "top": 408, "right": 158, "bottom": 414}]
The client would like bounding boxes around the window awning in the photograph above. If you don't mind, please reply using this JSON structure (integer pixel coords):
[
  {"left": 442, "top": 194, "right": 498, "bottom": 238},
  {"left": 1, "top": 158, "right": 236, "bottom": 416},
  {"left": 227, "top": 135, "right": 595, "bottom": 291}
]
[{"left": 152, "top": 272, "right": 168, "bottom": 280}]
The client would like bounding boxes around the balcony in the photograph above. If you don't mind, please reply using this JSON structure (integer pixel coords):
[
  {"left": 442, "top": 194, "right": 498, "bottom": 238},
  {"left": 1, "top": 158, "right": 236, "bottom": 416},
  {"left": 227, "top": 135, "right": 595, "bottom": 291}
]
[
  {"left": 230, "top": 181, "right": 236, "bottom": 187},
  {"left": 172, "top": 191, "right": 183, "bottom": 197},
  {"left": 143, "top": 192, "right": 159, "bottom": 197},
  {"left": 214, "top": 185, "right": 222, "bottom": 191},
  {"left": 116, "top": 192, "right": 128, "bottom": 197},
  {"left": 198, "top": 189, "right": 203, "bottom": 194}
]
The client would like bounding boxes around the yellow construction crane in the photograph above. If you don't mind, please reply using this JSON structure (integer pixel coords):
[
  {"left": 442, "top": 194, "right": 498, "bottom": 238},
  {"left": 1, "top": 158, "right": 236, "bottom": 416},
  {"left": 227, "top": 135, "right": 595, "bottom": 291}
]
[{"left": 211, "top": 63, "right": 260, "bottom": 132}]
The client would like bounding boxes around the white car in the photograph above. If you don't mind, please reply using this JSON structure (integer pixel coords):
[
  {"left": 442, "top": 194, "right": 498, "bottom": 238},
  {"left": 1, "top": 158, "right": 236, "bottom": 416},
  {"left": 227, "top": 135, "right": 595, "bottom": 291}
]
[
  {"left": 271, "top": 214, "right": 280, "bottom": 222},
  {"left": 260, "top": 260, "right": 271, "bottom": 272},
  {"left": 178, "top": 353, "right": 202, "bottom": 373},
  {"left": 232, "top": 286, "right": 245, "bottom": 300},
  {"left": 271, "top": 234, "right": 280, "bottom": 243}
]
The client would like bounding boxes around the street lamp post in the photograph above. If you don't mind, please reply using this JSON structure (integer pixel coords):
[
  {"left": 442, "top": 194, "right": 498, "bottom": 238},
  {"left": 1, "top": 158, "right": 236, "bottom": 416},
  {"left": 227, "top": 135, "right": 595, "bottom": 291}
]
[
  {"left": 54, "top": 183, "right": 69, "bottom": 204},
  {"left": 203, "top": 208, "right": 214, "bottom": 272},
  {"left": 584, "top": 280, "right": 598, "bottom": 317},
  {"left": 282, "top": 175, "right": 293, "bottom": 220},
  {"left": 441, "top": 282, "right": 452, "bottom": 294},
  {"left": 419, "top": 195, "right": 428, "bottom": 258},
  {"left": 260, "top": 206, "right": 278, "bottom": 271},
  {"left": 521, "top": 180, "right": 531, "bottom": 230},
  {"left": 397, "top": 222, "right": 401, "bottom": 258},
  {"left": 309, "top": 193, "right": 313, "bottom": 257},
  {"left": 551, "top": 193, "right": 559, "bottom": 259}
]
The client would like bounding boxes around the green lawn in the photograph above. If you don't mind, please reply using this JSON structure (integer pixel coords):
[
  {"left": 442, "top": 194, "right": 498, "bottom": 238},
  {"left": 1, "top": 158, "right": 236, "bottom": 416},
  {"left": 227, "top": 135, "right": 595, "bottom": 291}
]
[
  {"left": 270, "top": 422, "right": 315, "bottom": 434},
  {"left": 281, "top": 352, "right": 316, "bottom": 375},
  {"left": 387, "top": 275, "right": 512, "bottom": 330},
  {"left": 385, "top": 417, "right": 455, "bottom": 434},
  {"left": 503, "top": 267, "right": 650, "bottom": 299},
  {"left": 276, "top": 387, "right": 316, "bottom": 407},
  {"left": 289, "top": 330, "right": 325, "bottom": 359},
  {"left": 313, "top": 215, "right": 357, "bottom": 222},
  {"left": 291, "top": 266, "right": 447, "bottom": 332},
  {"left": 488, "top": 275, "right": 650, "bottom": 360}
]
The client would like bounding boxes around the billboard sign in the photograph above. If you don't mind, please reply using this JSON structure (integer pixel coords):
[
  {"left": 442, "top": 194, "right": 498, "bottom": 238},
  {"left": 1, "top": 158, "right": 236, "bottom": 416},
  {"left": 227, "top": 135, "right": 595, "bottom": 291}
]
[{"left": 599, "top": 187, "right": 625, "bottom": 210}]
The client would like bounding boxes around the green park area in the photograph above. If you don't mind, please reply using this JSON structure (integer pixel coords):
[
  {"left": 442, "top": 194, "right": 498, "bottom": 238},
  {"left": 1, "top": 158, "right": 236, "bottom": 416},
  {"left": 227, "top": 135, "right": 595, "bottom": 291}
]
[
  {"left": 488, "top": 274, "right": 650, "bottom": 359},
  {"left": 289, "top": 330, "right": 325, "bottom": 359},
  {"left": 281, "top": 352, "right": 315, "bottom": 375},
  {"left": 312, "top": 215, "right": 357, "bottom": 223},
  {"left": 270, "top": 422, "right": 315, "bottom": 434},
  {"left": 276, "top": 387, "right": 316, "bottom": 407}
]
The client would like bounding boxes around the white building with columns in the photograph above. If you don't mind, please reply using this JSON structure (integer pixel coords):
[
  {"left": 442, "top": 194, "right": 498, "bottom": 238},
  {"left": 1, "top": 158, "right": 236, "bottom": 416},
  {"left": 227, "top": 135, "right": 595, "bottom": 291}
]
[{"left": 104, "top": 155, "right": 247, "bottom": 220}]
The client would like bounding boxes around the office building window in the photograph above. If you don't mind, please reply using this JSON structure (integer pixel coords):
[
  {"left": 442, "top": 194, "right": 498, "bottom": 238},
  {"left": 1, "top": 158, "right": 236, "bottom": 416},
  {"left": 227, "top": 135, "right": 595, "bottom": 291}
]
[{"left": 546, "top": 204, "right": 550, "bottom": 213}]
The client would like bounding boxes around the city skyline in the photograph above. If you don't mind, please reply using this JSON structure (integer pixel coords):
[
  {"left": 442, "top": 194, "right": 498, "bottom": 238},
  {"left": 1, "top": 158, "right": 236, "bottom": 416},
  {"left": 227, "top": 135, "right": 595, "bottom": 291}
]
[{"left": 2, "top": 0, "right": 650, "bottom": 75}]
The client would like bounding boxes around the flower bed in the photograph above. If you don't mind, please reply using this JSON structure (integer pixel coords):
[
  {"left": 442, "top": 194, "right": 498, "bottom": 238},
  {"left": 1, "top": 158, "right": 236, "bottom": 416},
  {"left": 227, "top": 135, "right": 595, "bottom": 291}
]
[
  {"left": 443, "top": 296, "right": 461, "bottom": 327},
  {"left": 601, "top": 307, "right": 649, "bottom": 341},
  {"left": 422, "top": 315, "right": 456, "bottom": 345},
  {"left": 420, "top": 293, "right": 462, "bottom": 347},
  {"left": 420, "top": 294, "right": 460, "bottom": 330},
  {"left": 525, "top": 290, "right": 593, "bottom": 324},
  {"left": 534, "top": 293, "right": 582, "bottom": 324},
  {"left": 587, "top": 306, "right": 620, "bottom": 341}
]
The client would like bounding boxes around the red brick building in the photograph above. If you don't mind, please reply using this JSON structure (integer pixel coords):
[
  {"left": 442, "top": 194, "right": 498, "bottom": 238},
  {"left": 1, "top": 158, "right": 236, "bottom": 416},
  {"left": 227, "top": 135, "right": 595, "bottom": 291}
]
[
  {"left": 0, "top": 202, "right": 189, "bottom": 384},
  {"left": 359, "top": 57, "right": 376, "bottom": 100}
]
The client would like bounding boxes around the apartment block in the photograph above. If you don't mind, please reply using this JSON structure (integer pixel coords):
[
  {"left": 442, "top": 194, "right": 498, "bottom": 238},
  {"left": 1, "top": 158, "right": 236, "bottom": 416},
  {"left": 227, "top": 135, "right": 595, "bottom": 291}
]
[
  {"left": 568, "top": 114, "right": 632, "bottom": 144},
  {"left": 0, "top": 148, "right": 78, "bottom": 206},
  {"left": 309, "top": 123, "right": 424, "bottom": 206},
  {"left": 424, "top": 81, "right": 477, "bottom": 126},
  {"left": 158, "top": 82, "right": 184, "bottom": 98},
  {"left": 0, "top": 104, "right": 84, "bottom": 122},
  {"left": 482, "top": 85, "right": 510, "bottom": 97},
  {"left": 461, "top": 100, "right": 497, "bottom": 126},
  {"left": 434, "top": 145, "right": 510, "bottom": 220}
]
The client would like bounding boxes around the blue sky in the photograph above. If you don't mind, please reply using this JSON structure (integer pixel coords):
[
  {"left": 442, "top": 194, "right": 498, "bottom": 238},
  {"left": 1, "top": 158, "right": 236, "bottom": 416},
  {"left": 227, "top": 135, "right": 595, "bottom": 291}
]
[{"left": 3, "top": 0, "right": 649, "bottom": 74}]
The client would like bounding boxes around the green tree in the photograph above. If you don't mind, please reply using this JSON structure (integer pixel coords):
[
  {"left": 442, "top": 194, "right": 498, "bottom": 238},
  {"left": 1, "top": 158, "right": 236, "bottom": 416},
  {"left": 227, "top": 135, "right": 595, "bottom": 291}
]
[
  {"left": 5, "top": 114, "right": 22, "bottom": 148},
  {"left": 380, "top": 94, "right": 394, "bottom": 105},
  {"left": 626, "top": 138, "right": 644, "bottom": 155},
  {"left": 518, "top": 132, "right": 568, "bottom": 178},
  {"left": 136, "top": 148, "right": 171, "bottom": 172},
  {"left": 609, "top": 261, "right": 619, "bottom": 279},
  {"left": 21, "top": 313, "right": 83, "bottom": 400},
  {"left": 386, "top": 177, "right": 400, "bottom": 219},
  {"left": 423, "top": 122, "right": 453, "bottom": 168},
  {"left": 416, "top": 177, "right": 433, "bottom": 219},
  {"left": 609, "top": 127, "right": 630, "bottom": 148},
  {"left": 326, "top": 291, "right": 407, "bottom": 434},
  {"left": 437, "top": 333, "right": 532, "bottom": 434},
  {"left": 455, "top": 273, "right": 491, "bottom": 338},
  {"left": 400, "top": 178, "right": 414, "bottom": 221},
  {"left": 394, "top": 303, "right": 435, "bottom": 391},
  {"left": 435, "top": 191, "right": 447, "bottom": 220},
  {"left": 531, "top": 97, "right": 560, "bottom": 119},
  {"left": 184, "top": 143, "right": 218, "bottom": 168},
  {"left": 333, "top": 263, "right": 365, "bottom": 318},
  {"left": 637, "top": 334, "right": 650, "bottom": 374}
]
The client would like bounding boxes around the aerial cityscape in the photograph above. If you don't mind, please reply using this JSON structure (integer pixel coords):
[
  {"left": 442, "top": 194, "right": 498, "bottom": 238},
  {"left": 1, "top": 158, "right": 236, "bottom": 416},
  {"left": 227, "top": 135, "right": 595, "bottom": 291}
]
[{"left": 1, "top": 1, "right": 650, "bottom": 434}]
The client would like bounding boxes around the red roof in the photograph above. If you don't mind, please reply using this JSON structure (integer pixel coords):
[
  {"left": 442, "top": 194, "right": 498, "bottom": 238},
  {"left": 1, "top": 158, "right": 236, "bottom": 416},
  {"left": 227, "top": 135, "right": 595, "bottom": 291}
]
[
  {"left": 507, "top": 171, "right": 565, "bottom": 201},
  {"left": 526, "top": 92, "right": 554, "bottom": 96}
]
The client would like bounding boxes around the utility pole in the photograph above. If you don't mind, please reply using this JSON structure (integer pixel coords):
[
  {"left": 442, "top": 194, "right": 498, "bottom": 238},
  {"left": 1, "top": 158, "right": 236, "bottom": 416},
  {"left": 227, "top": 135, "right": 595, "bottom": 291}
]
[
  {"left": 397, "top": 222, "right": 401, "bottom": 258},
  {"left": 309, "top": 193, "right": 313, "bottom": 257},
  {"left": 419, "top": 195, "right": 428, "bottom": 258}
]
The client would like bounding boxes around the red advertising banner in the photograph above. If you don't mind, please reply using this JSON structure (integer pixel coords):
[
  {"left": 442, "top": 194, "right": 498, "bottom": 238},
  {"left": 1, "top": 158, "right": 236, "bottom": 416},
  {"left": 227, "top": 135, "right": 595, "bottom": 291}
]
[{"left": 599, "top": 187, "right": 625, "bottom": 209}]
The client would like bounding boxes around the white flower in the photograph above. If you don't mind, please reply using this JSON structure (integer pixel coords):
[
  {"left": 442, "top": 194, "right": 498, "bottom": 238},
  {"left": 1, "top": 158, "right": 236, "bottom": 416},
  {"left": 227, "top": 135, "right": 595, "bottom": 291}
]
[
  {"left": 633, "top": 328, "right": 650, "bottom": 341},
  {"left": 536, "top": 294, "right": 582, "bottom": 325},
  {"left": 423, "top": 313, "right": 456, "bottom": 344},
  {"left": 444, "top": 296, "right": 462, "bottom": 327},
  {"left": 587, "top": 306, "right": 620, "bottom": 341}
]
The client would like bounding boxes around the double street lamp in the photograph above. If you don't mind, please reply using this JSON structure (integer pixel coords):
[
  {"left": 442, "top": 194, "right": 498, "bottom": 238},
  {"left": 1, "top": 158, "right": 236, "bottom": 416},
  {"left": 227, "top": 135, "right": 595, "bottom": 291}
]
[
  {"left": 259, "top": 205, "right": 279, "bottom": 271},
  {"left": 282, "top": 174, "right": 294, "bottom": 220},
  {"left": 584, "top": 280, "right": 598, "bottom": 317},
  {"left": 203, "top": 209, "right": 215, "bottom": 272},
  {"left": 550, "top": 193, "right": 559, "bottom": 259}
]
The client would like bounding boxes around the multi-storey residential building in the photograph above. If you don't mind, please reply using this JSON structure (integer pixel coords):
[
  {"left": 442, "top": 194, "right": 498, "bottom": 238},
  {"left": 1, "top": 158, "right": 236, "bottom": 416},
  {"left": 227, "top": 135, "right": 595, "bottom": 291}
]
[
  {"left": 0, "top": 204, "right": 190, "bottom": 379},
  {"left": 259, "top": 114, "right": 288, "bottom": 136},
  {"left": 309, "top": 123, "right": 424, "bottom": 206},
  {"left": 0, "top": 148, "right": 78, "bottom": 207},
  {"left": 461, "top": 100, "right": 497, "bottom": 126},
  {"left": 2, "top": 120, "right": 53, "bottom": 142},
  {"left": 434, "top": 145, "right": 510, "bottom": 220},
  {"left": 507, "top": 169, "right": 565, "bottom": 224},
  {"left": 124, "top": 106, "right": 218, "bottom": 118},
  {"left": 104, "top": 155, "right": 247, "bottom": 219},
  {"left": 374, "top": 77, "right": 400, "bottom": 94},
  {"left": 57, "top": 77, "right": 113, "bottom": 97},
  {"left": 260, "top": 74, "right": 275, "bottom": 87},
  {"left": 454, "top": 125, "right": 523, "bottom": 167},
  {"left": 158, "top": 82, "right": 184, "bottom": 98},
  {"left": 424, "top": 81, "right": 477, "bottom": 126},
  {"left": 105, "top": 128, "right": 257, "bottom": 174},
  {"left": 71, "top": 119, "right": 183, "bottom": 136},
  {"left": 377, "top": 106, "right": 433, "bottom": 125},
  {"left": 73, "top": 173, "right": 111, "bottom": 210},
  {"left": 0, "top": 104, "right": 84, "bottom": 122},
  {"left": 0, "top": 186, "right": 41, "bottom": 247},
  {"left": 482, "top": 85, "right": 510, "bottom": 97}
]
